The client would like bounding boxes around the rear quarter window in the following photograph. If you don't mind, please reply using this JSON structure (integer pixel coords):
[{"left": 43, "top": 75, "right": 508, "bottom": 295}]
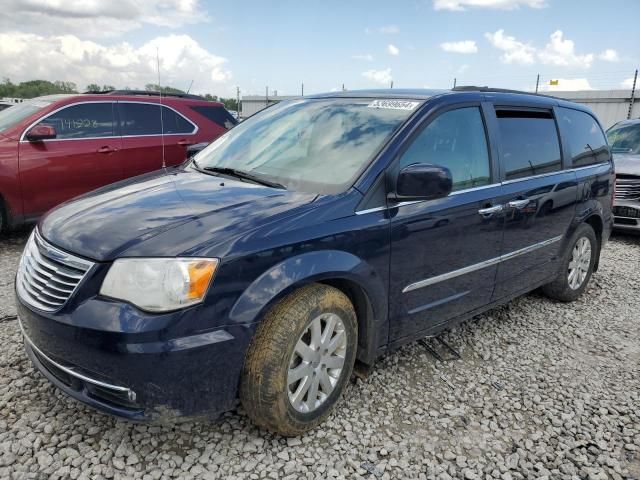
[
  {"left": 557, "top": 107, "right": 609, "bottom": 167},
  {"left": 190, "top": 105, "right": 238, "bottom": 130}
]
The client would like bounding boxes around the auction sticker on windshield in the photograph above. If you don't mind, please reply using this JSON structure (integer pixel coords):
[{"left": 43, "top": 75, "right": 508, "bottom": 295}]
[{"left": 368, "top": 100, "right": 420, "bottom": 110}]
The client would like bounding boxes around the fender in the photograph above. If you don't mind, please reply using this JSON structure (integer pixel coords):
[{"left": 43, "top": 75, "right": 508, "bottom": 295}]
[{"left": 228, "top": 249, "right": 388, "bottom": 355}]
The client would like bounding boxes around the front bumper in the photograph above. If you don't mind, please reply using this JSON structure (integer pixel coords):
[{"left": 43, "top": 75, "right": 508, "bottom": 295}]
[
  {"left": 613, "top": 201, "right": 640, "bottom": 232},
  {"left": 17, "top": 297, "right": 256, "bottom": 421}
]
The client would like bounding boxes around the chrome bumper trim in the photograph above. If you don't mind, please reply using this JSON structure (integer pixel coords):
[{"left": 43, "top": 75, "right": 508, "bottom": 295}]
[{"left": 18, "top": 318, "right": 136, "bottom": 402}]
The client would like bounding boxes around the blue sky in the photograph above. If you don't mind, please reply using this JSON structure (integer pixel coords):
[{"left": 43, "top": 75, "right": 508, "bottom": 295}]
[{"left": 1, "top": 0, "right": 639, "bottom": 97}]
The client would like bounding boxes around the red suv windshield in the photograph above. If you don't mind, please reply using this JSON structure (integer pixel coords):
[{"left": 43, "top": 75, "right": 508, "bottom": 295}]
[{"left": 0, "top": 99, "right": 56, "bottom": 133}]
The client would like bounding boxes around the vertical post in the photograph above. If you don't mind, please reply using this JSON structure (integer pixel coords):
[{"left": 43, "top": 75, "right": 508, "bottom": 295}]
[
  {"left": 301, "top": 82, "right": 304, "bottom": 96},
  {"left": 535, "top": 74, "right": 540, "bottom": 94},
  {"left": 628, "top": 69, "right": 638, "bottom": 120},
  {"left": 342, "top": 83, "right": 345, "bottom": 92},
  {"left": 266, "top": 86, "right": 269, "bottom": 108},
  {"left": 453, "top": 78, "right": 457, "bottom": 88},
  {"left": 236, "top": 86, "right": 240, "bottom": 118},
  {"left": 390, "top": 80, "right": 394, "bottom": 89}
]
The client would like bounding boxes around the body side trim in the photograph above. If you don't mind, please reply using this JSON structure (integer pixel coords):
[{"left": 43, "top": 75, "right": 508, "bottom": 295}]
[{"left": 402, "top": 235, "right": 563, "bottom": 293}]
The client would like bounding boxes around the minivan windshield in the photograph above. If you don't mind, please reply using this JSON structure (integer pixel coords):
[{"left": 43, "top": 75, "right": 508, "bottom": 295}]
[
  {"left": 607, "top": 123, "right": 640, "bottom": 155},
  {"left": 192, "top": 98, "right": 421, "bottom": 194},
  {"left": 0, "top": 99, "right": 55, "bottom": 133}
]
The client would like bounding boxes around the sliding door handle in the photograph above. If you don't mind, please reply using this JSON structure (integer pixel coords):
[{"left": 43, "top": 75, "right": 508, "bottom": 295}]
[{"left": 478, "top": 204, "right": 503, "bottom": 217}]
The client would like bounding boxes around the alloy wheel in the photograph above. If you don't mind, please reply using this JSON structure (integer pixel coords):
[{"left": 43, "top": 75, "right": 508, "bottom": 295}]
[
  {"left": 287, "top": 313, "right": 347, "bottom": 413},
  {"left": 567, "top": 237, "right": 591, "bottom": 290}
]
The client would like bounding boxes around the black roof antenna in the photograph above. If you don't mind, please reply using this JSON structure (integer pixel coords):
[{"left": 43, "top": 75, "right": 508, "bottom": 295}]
[{"left": 156, "top": 48, "right": 166, "bottom": 169}]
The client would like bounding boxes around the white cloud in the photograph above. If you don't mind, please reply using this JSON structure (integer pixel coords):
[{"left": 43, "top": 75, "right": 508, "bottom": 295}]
[
  {"left": 599, "top": 49, "right": 619, "bottom": 62},
  {"left": 387, "top": 44, "right": 400, "bottom": 56},
  {"left": 434, "top": 0, "right": 546, "bottom": 10},
  {"left": 440, "top": 40, "right": 478, "bottom": 54},
  {"left": 485, "top": 29, "right": 594, "bottom": 68},
  {"left": 0, "top": 0, "right": 209, "bottom": 38},
  {"left": 0, "top": 32, "right": 232, "bottom": 93},
  {"left": 537, "top": 31, "right": 593, "bottom": 68},
  {"left": 379, "top": 25, "right": 399, "bottom": 34},
  {"left": 484, "top": 30, "right": 535, "bottom": 64},
  {"left": 539, "top": 78, "right": 593, "bottom": 91},
  {"left": 362, "top": 68, "right": 393, "bottom": 86},
  {"left": 352, "top": 54, "right": 374, "bottom": 61},
  {"left": 622, "top": 77, "right": 637, "bottom": 89}
]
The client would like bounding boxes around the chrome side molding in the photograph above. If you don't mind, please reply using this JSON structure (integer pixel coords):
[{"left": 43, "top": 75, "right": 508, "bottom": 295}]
[{"left": 403, "top": 235, "right": 563, "bottom": 293}]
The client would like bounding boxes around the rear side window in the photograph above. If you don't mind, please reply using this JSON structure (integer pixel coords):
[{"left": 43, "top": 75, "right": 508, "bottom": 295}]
[
  {"left": 190, "top": 105, "right": 237, "bottom": 129},
  {"left": 119, "top": 103, "right": 195, "bottom": 136},
  {"left": 39, "top": 102, "right": 115, "bottom": 139},
  {"left": 399, "top": 107, "right": 491, "bottom": 191},
  {"left": 496, "top": 109, "right": 561, "bottom": 180},
  {"left": 557, "top": 107, "right": 609, "bottom": 166}
]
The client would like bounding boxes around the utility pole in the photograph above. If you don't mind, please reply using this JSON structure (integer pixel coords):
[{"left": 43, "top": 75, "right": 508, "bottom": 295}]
[
  {"left": 342, "top": 83, "right": 345, "bottom": 92},
  {"left": 535, "top": 74, "right": 540, "bottom": 94},
  {"left": 266, "top": 86, "right": 269, "bottom": 107},
  {"left": 390, "top": 80, "right": 394, "bottom": 89},
  {"left": 301, "top": 82, "right": 304, "bottom": 96},
  {"left": 236, "top": 86, "right": 240, "bottom": 118},
  {"left": 453, "top": 78, "right": 457, "bottom": 88},
  {"left": 628, "top": 69, "right": 638, "bottom": 120}
]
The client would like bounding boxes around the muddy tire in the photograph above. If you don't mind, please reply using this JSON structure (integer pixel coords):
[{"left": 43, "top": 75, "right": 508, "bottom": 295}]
[
  {"left": 240, "top": 284, "right": 357, "bottom": 436},
  {"left": 542, "top": 223, "right": 598, "bottom": 302}
]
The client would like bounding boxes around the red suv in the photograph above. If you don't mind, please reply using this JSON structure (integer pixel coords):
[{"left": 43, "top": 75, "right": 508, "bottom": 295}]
[{"left": 0, "top": 90, "right": 236, "bottom": 232}]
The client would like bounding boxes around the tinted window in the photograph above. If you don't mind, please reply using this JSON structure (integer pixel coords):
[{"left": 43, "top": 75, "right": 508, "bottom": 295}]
[
  {"left": 119, "top": 103, "right": 194, "bottom": 135},
  {"left": 39, "top": 103, "right": 114, "bottom": 139},
  {"left": 607, "top": 123, "right": 640, "bottom": 155},
  {"left": 558, "top": 107, "right": 609, "bottom": 166},
  {"left": 497, "top": 110, "right": 561, "bottom": 180},
  {"left": 399, "top": 107, "right": 490, "bottom": 191},
  {"left": 191, "top": 105, "right": 238, "bottom": 129}
]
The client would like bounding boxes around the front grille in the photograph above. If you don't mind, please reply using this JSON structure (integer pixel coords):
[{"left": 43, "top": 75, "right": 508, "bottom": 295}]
[
  {"left": 16, "top": 230, "right": 93, "bottom": 312},
  {"left": 615, "top": 175, "right": 640, "bottom": 200}
]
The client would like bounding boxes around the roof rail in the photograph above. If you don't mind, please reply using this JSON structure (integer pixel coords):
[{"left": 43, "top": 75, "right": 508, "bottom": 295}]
[
  {"left": 83, "top": 89, "right": 205, "bottom": 100},
  {"left": 452, "top": 85, "right": 543, "bottom": 95}
]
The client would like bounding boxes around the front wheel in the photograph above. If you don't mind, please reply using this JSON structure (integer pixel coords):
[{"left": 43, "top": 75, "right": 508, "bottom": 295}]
[
  {"left": 542, "top": 223, "right": 598, "bottom": 302},
  {"left": 240, "top": 284, "right": 357, "bottom": 436}
]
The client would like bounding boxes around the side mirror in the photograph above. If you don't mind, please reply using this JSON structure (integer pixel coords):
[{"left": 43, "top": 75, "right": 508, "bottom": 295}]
[
  {"left": 391, "top": 163, "right": 453, "bottom": 201},
  {"left": 26, "top": 124, "right": 57, "bottom": 141},
  {"left": 187, "top": 142, "right": 209, "bottom": 158}
]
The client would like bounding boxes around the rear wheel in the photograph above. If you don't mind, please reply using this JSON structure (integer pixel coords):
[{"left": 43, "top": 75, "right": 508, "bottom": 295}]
[
  {"left": 0, "top": 199, "right": 6, "bottom": 234},
  {"left": 542, "top": 223, "right": 597, "bottom": 302},
  {"left": 240, "top": 284, "right": 357, "bottom": 436}
]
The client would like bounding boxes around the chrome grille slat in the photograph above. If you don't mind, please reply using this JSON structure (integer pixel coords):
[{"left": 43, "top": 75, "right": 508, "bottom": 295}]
[
  {"left": 615, "top": 176, "right": 640, "bottom": 200},
  {"left": 16, "top": 230, "right": 94, "bottom": 313}
]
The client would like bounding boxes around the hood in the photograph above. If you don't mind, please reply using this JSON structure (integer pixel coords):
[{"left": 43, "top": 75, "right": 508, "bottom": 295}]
[
  {"left": 40, "top": 168, "right": 317, "bottom": 261},
  {"left": 613, "top": 154, "right": 640, "bottom": 176}
]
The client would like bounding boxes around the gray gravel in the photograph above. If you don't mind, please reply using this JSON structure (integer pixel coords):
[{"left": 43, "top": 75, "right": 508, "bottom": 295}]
[{"left": 1, "top": 229, "right": 639, "bottom": 480}]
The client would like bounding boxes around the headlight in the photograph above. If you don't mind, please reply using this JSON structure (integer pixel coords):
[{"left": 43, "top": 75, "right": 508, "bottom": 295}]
[{"left": 100, "top": 258, "right": 219, "bottom": 312}]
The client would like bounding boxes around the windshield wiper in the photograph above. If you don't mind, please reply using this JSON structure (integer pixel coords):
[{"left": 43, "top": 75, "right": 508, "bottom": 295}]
[{"left": 198, "top": 166, "right": 286, "bottom": 189}]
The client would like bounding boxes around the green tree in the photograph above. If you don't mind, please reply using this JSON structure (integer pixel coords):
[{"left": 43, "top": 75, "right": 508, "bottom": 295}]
[
  {"left": 145, "top": 83, "right": 186, "bottom": 94},
  {"left": 0, "top": 79, "right": 78, "bottom": 98}
]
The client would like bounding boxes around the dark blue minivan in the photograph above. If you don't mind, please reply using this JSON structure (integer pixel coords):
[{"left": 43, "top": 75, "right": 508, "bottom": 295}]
[{"left": 16, "top": 88, "right": 614, "bottom": 435}]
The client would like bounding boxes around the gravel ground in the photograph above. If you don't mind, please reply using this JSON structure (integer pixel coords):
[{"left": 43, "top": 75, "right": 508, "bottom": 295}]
[{"left": 1, "top": 229, "right": 639, "bottom": 480}]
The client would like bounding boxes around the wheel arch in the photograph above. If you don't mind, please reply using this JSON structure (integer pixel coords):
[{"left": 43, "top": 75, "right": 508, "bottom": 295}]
[
  {"left": 228, "top": 250, "right": 387, "bottom": 366},
  {"left": 583, "top": 213, "right": 603, "bottom": 271}
]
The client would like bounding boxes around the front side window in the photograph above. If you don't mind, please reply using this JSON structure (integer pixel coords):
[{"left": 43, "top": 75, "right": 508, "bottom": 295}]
[
  {"left": 1, "top": 99, "right": 55, "bottom": 133},
  {"left": 193, "top": 98, "right": 420, "bottom": 194},
  {"left": 607, "top": 123, "right": 640, "bottom": 155},
  {"left": 119, "top": 103, "right": 195, "bottom": 136},
  {"left": 36, "top": 102, "right": 115, "bottom": 139},
  {"left": 399, "top": 107, "right": 491, "bottom": 191},
  {"left": 558, "top": 107, "right": 609, "bottom": 166},
  {"left": 497, "top": 110, "right": 561, "bottom": 180}
]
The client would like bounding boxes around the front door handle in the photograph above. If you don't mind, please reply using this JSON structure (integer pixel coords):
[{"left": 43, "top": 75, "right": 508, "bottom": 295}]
[
  {"left": 97, "top": 146, "right": 118, "bottom": 154},
  {"left": 478, "top": 204, "right": 503, "bottom": 217},
  {"left": 507, "top": 199, "right": 530, "bottom": 210}
]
